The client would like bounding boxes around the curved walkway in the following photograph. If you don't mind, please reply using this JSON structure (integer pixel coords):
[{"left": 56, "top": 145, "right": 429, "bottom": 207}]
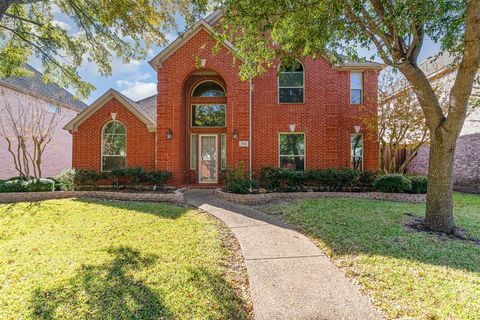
[{"left": 185, "top": 189, "right": 383, "bottom": 320}]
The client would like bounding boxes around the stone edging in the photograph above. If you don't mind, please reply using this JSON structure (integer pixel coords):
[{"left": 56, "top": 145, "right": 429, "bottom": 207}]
[
  {"left": 215, "top": 188, "right": 426, "bottom": 205},
  {"left": 0, "top": 189, "right": 185, "bottom": 204}
]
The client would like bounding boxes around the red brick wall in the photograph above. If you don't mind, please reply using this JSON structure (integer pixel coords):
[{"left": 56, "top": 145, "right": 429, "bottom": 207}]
[
  {"left": 72, "top": 27, "right": 378, "bottom": 186},
  {"left": 156, "top": 28, "right": 250, "bottom": 185},
  {"left": 251, "top": 58, "right": 379, "bottom": 173},
  {"left": 72, "top": 97, "right": 156, "bottom": 171}
]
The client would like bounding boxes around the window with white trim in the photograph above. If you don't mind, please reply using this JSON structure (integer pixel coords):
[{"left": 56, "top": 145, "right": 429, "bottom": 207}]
[
  {"left": 350, "top": 72, "right": 363, "bottom": 104},
  {"left": 279, "top": 61, "right": 304, "bottom": 103},
  {"left": 351, "top": 133, "right": 363, "bottom": 171},
  {"left": 102, "top": 120, "right": 126, "bottom": 171},
  {"left": 279, "top": 133, "right": 305, "bottom": 170}
]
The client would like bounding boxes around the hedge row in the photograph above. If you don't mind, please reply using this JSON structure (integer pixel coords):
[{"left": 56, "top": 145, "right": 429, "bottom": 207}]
[
  {"left": 224, "top": 166, "right": 428, "bottom": 194},
  {"left": 0, "top": 178, "right": 55, "bottom": 193},
  {"left": 73, "top": 168, "right": 171, "bottom": 190}
]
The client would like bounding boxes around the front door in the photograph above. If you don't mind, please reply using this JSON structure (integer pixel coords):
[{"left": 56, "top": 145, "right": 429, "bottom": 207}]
[{"left": 199, "top": 135, "right": 218, "bottom": 183}]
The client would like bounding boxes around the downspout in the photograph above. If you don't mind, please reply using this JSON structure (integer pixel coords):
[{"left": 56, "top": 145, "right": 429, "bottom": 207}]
[{"left": 249, "top": 77, "right": 253, "bottom": 183}]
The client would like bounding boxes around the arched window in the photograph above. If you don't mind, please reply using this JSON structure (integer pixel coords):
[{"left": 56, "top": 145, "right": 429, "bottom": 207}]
[
  {"left": 278, "top": 60, "right": 304, "bottom": 103},
  {"left": 192, "top": 81, "right": 226, "bottom": 97},
  {"left": 102, "top": 120, "right": 126, "bottom": 171}
]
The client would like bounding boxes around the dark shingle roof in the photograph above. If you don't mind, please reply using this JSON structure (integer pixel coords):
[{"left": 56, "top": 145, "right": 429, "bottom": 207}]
[
  {"left": 135, "top": 95, "right": 157, "bottom": 123},
  {"left": 0, "top": 64, "right": 88, "bottom": 110}
]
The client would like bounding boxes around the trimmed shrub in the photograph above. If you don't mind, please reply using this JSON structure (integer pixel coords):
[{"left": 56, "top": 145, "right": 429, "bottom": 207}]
[
  {"left": 0, "top": 180, "right": 28, "bottom": 192},
  {"left": 257, "top": 166, "right": 307, "bottom": 192},
  {"left": 0, "top": 178, "right": 55, "bottom": 192},
  {"left": 56, "top": 169, "right": 76, "bottom": 191},
  {"left": 257, "top": 166, "right": 282, "bottom": 191},
  {"left": 307, "top": 168, "right": 338, "bottom": 191},
  {"left": 125, "top": 167, "right": 148, "bottom": 189},
  {"left": 409, "top": 175, "right": 428, "bottom": 194},
  {"left": 358, "top": 170, "right": 381, "bottom": 191},
  {"left": 74, "top": 169, "right": 105, "bottom": 190},
  {"left": 25, "top": 179, "right": 55, "bottom": 192},
  {"left": 225, "top": 163, "right": 252, "bottom": 194},
  {"left": 336, "top": 168, "right": 360, "bottom": 191},
  {"left": 374, "top": 174, "right": 412, "bottom": 193},
  {"left": 148, "top": 171, "right": 172, "bottom": 190}
]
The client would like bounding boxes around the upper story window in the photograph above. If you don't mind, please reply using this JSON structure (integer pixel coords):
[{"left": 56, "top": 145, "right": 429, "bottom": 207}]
[
  {"left": 279, "top": 60, "right": 304, "bottom": 103},
  {"left": 192, "top": 81, "right": 226, "bottom": 97},
  {"left": 350, "top": 72, "right": 363, "bottom": 104},
  {"left": 102, "top": 120, "right": 126, "bottom": 171}
]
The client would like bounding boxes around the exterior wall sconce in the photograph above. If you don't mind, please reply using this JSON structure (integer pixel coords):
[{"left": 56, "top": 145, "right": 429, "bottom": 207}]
[
  {"left": 232, "top": 129, "right": 238, "bottom": 139},
  {"left": 354, "top": 125, "right": 361, "bottom": 133},
  {"left": 166, "top": 128, "right": 173, "bottom": 139}
]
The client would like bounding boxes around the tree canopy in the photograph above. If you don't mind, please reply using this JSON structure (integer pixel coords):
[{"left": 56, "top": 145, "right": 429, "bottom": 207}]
[{"left": 0, "top": 0, "right": 208, "bottom": 99}]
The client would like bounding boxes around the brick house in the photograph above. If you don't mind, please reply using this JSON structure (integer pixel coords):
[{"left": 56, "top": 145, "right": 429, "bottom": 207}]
[
  {"left": 65, "top": 13, "right": 383, "bottom": 186},
  {"left": 0, "top": 64, "right": 87, "bottom": 179}
]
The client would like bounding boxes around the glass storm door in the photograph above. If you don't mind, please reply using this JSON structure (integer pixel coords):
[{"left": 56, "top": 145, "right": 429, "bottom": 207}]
[{"left": 199, "top": 135, "right": 218, "bottom": 183}]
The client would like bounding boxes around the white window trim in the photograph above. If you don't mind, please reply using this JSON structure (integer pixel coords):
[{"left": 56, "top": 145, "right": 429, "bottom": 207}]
[
  {"left": 221, "top": 133, "right": 227, "bottom": 170},
  {"left": 350, "top": 71, "right": 364, "bottom": 105},
  {"left": 191, "top": 103, "right": 227, "bottom": 128},
  {"left": 350, "top": 133, "right": 364, "bottom": 171},
  {"left": 191, "top": 80, "right": 226, "bottom": 97},
  {"left": 190, "top": 134, "right": 196, "bottom": 170},
  {"left": 278, "top": 132, "right": 306, "bottom": 170},
  {"left": 278, "top": 59, "right": 305, "bottom": 104},
  {"left": 101, "top": 120, "right": 127, "bottom": 172}
]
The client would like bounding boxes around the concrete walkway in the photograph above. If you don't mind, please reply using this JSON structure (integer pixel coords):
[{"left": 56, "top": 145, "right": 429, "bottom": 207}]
[{"left": 184, "top": 189, "right": 383, "bottom": 320}]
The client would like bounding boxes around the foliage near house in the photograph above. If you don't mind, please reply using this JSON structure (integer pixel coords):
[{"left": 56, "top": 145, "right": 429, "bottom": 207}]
[
  {"left": 262, "top": 194, "right": 480, "bottom": 319},
  {"left": 0, "top": 199, "right": 249, "bottom": 319}
]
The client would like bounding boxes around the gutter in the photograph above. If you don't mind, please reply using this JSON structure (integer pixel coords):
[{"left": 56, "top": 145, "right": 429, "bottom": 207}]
[{"left": 249, "top": 77, "right": 253, "bottom": 183}]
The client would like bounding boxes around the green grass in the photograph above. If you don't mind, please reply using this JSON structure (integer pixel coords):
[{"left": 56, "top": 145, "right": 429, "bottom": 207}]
[
  {"left": 263, "top": 193, "right": 480, "bottom": 320},
  {"left": 0, "top": 199, "right": 248, "bottom": 320}
]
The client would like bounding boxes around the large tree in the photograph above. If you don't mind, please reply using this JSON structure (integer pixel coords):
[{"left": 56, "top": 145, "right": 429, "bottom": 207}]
[
  {"left": 0, "top": 0, "right": 207, "bottom": 99},
  {"left": 214, "top": 0, "right": 480, "bottom": 234}
]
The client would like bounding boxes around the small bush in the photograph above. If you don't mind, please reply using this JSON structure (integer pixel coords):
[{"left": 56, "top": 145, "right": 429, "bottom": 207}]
[
  {"left": 125, "top": 167, "right": 148, "bottom": 189},
  {"left": 374, "top": 174, "right": 412, "bottom": 193},
  {"left": 74, "top": 169, "right": 105, "bottom": 190},
  {"left": 257, "top": 166, "right": 282, "bottom": 191},
  {"left": 409, "top": 175, "right": 428, "bottom": 194},
  {"left": 307, "top": 168, "right": 338, "bottom": 191},
  {"left": 55, "top": 169, "right": 76, "bottom": 191},
  {"left": 149, "top": 171, "right": 172, "bottom": 189},
  {"left": 257, "top": 166, "right": 307, "bottom": 192},
  {"left": 0, "top": 180, "right": 28, "bottom": 192},
  {"left": 0, "top": 178, "right": 55, "bottom": 192},
  {"left": 225, "top": 163, "right": 252, "bottom": 194},
  {"left": 336, "top": 168, "right": 360, "bottom": 191},
  {"left": 25, "top": 179, "right": 55, "bottom": 192},
  {"left": 358, "top": 170, "right": 380, "bottom": 191}
]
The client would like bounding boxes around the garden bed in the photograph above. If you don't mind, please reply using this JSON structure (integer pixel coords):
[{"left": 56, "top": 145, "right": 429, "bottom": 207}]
[
  {"left": 215, "top": 188, "right": 426, "bottom": 205},
  {"left": 0, "top": 189, "right": 184, "bottom": 204}
]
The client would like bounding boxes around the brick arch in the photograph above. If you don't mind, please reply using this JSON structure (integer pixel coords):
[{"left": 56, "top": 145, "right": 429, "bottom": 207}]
[{"left": 156, "top": 28, "right": 250, "bottom": 185}]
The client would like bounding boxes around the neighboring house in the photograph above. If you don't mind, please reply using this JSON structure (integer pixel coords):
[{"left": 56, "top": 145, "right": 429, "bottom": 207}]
[
  {"left": 0, "top": 64, "right": 87, "bottom": 179},
  {"left": 64, "top": 13, "right": 383, "bottom": 186},
  {"left": 407, "top": 54, "right": 480, "bottom": 192}
]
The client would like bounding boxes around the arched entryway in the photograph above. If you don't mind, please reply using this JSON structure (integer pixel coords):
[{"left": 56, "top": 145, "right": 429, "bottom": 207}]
[{"left": 184, "top": 71, "right": 227, "bottom": 184}]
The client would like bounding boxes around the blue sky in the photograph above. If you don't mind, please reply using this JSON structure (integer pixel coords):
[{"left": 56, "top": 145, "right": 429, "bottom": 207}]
[{"left": 28, "top": 11, "right": 441, "bottom": 105}]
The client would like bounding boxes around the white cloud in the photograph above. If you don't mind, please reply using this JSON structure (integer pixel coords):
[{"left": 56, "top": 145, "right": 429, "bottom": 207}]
[
  {"left": 117, "top": 80, "right": 157, "bottom": 101},
  {"left": 52, "top": 20, "right": 72, "bottom": 31}
]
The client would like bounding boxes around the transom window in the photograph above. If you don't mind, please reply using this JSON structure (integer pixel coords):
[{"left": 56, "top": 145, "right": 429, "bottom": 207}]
[
  {"left": 351, "top": 133, "right": 363, "bottom": 171},
  {"left": 279, "top": 133, "right": 305, "bottom": 170},
  {"left": 192, "top": 104, "right": 226, "bottom": 127},
  {"left": 192, "top": 81, "right": 226, "bottom": 97},
  {"left": 278, "top": 60, "right": 304, "bottom": 103},
  {"left": 102, "top": 120, "right": 126, "bottom": 171}
]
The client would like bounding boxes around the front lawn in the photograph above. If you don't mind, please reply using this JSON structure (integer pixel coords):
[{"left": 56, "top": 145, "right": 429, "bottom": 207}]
[
  {"left": 263, "top": 193, "right": 480, "bottom": 319},
  {"left": 0, "top": 199, "right": 249, "bottom": 319}
]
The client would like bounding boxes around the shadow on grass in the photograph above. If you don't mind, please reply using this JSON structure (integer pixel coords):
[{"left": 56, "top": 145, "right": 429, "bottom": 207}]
[
  {"left": 31, "top": 246, "right": 170, "bottom": 319},
  {"left": 72, "top": 197, "right": 190, "bottom": 219},
  {"left": 265, "top": 198, "right": 480, "bottom": 274}
]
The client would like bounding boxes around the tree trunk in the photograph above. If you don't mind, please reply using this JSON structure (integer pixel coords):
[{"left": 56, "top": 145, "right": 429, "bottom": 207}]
[{"left": 424, "top": 132, "right": 456, "bottom": 233}]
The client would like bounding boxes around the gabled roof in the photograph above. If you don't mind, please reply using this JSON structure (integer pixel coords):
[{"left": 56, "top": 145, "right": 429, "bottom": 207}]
[
  {"left": 148, "top": 19, "right": 238, "bottom": 69},
  {"left": 136, "top": 94, "right": 157, "bottom": 121},
  {"left": 0, "top": 64, "right": 88, "bottom": 111},
  {"left": 63, "top": 89, "right": 156, "bottom": 132}
]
